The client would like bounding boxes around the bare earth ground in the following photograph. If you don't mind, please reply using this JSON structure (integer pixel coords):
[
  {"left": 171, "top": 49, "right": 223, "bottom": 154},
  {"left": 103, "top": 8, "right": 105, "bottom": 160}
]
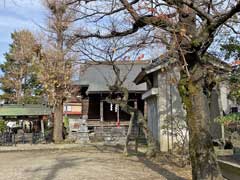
[{"left": 0, "top": 145, "right": 191, "bottom": 180}]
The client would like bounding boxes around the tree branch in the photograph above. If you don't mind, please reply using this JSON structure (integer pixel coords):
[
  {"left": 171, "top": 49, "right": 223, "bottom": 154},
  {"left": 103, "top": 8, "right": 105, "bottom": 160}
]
[
  {"left": 194, "top": 1, "right": 240, "bottom": 54},
  {"left": 164, "top": 0, "right": 213, "bottom": 23},
  {"left": 213, "top": 1, "right": 240, "bottom": 28},
  {"left": 120, "top": 0, "right": 140, "bottom": 21},
  {"left": 71, "top": 0, "right": 140, "bottom": 22},
  {"left": 224, "top": 23, "right": 240, "bottom": 34},
  {"left": 181, "top": 0, "right": 213, "bottom": 23},
  {"left": 75, "top": 25, "right": 140, "bottom": 39}
]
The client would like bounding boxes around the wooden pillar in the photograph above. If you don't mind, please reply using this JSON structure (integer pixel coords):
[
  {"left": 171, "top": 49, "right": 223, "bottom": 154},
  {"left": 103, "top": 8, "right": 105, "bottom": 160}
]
[
  {"left": 100, "top": 100, "right": 104, "bottom": 121},
  {"left": 41, "top": 117, "right": 45, "bottom": 138},
  {"left": 144, "top": 101, "right": 147, "bottom": 119},
  {"left": 134, "top": 100, "right": 138, "bottom": 151},
  {"left": 117, "top": 105, "right": 120, "bottom": 127},
  {"left": 221, "top": 124, "right": 225, "bottom": 142},
  {"left": 134, "top": 100, "right": 138, "bottom": 109}
]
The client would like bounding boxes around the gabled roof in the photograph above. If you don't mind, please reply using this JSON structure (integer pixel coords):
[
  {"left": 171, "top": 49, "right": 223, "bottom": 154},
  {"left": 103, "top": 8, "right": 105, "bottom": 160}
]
[
  {"left": 134, "top": 55, "right": 179, "bottom": 85},
  {"left": 134, "top": 53, "right": 232, "bottom": 85},
  {"left": 73, "top": 61, "right": 150, "bottom": 93},
  {"left": 0, "top": 104, "right": 52, "bottom": 117}
]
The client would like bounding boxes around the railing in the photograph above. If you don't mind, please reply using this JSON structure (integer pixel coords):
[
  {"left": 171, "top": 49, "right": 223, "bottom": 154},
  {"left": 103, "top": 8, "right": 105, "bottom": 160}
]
[
  {"left": 0, "top": 132, "right": 14, "bottom": 146},
  {"left": 0, "top": 132, "right": 45, "bottom": 146}
]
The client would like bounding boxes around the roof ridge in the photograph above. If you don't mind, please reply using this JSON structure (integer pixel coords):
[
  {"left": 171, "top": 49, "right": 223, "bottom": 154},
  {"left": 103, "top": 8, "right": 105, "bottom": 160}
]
[{"left": 79, "top": 60, "right": 151, "bottom": 66}]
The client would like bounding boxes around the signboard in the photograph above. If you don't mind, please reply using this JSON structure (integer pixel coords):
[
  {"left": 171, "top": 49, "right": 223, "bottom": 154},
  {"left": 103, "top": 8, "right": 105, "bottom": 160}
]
[{"left": 69, "top": 119, "right": 81, "bottom": 132}]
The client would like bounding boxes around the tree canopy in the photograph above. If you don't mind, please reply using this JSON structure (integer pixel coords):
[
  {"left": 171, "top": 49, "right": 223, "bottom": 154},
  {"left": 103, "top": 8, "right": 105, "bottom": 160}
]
[{"left": 0, "top": 30, "right": 42, "bottom": 104}]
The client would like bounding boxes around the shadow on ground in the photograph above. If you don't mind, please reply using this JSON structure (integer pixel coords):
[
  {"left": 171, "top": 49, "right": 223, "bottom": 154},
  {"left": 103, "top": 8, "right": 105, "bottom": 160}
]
[
  {"left": 24, "top": 144, "right": 189, "bottom": 180},
  {"left": 85, "top": 145, "right": 189, "bottom": 180},
  {"left": 25, "top": 156, "right": 83, "bottom": 180},
  {"left": 137, "top": 155, "right": 188, "bottom": 180}
]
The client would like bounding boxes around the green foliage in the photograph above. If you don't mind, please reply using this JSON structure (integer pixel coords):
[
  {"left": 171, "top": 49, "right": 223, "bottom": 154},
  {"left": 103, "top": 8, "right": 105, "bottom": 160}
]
[
  {"left": 215, "top": 113, "right": 240, "bottom": 125},
  {"left": 0, "top": 120, "right": 6, "bottom": 133},
  {"left": 63, "top": 116, "right": 69, "bottom": 128},
  {"left": 221, "top": 37, "right": 240, "bottom": 60},
  {"left": 228, "top": 69, "right": 240, "bottom": 103},
  {"left": 0, "top": 30, "right": 43, "bottom": 104},
  {"left": 221, "top": 37, "right": 240, "bottom": 103},
  {"left": 191, "top": 39, "right": 201, "bottom": 47},
  {"left": 178, "top": 75, "right": 192, "bottom": 113}
]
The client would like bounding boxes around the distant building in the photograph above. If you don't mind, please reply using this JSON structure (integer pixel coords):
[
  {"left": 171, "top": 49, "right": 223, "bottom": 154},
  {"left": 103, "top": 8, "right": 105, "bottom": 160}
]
[
  {"left": 0, "top": 104, "right": 52, "bottom": 136},
  {"left": 66, "top": 61, "right": 149, "bottom": 139}
]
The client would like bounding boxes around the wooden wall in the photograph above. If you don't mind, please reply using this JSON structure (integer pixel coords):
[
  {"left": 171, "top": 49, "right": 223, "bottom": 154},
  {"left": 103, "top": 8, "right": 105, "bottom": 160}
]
[{"left": 86, "top": 93, "right": 144, "bottom": 122}]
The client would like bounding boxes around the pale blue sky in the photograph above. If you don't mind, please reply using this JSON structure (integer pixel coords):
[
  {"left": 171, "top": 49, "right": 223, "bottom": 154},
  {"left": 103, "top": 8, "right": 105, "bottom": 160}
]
[
  {"left": 0, "top": 0, "right": 234, "bottom": 64},
  {"left": 0, "top": 0, "right": 46, "bottom": 64}
]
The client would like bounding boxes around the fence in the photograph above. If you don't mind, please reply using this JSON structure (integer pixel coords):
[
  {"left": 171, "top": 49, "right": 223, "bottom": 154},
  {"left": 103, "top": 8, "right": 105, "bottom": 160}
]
[{"left": 0, "top": 132, "right": 45, "bottom": 146}]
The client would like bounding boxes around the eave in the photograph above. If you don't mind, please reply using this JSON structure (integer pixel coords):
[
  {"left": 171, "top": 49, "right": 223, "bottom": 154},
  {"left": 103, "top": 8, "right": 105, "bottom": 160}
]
[
  {"left": 133, "top": 70, "right": 147, "bottom": 85},
  {"left": 142, "top": 88, "right": 158, "bottom": 100}
]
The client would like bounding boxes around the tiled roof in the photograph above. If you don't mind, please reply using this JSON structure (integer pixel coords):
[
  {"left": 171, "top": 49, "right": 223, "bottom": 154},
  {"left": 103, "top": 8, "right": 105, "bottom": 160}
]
[
  {"left": 134, "top": 53, "right": 231, "bottom": 85},
  {"left": 73, "top": 61, "right": 150, "bottom": 93},
  {"left": 0, "top": 104, "right": 52, "bottom": 116}
]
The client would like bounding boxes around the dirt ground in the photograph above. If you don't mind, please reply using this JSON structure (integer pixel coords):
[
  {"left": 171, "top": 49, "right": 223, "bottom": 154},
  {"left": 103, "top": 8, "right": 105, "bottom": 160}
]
[{"left": 0, "top": 146, "right": 191, "bottom": 180}]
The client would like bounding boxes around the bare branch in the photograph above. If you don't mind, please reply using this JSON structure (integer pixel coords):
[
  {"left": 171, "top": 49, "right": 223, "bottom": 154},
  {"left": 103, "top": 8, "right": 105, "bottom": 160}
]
[
  {"left": 120, "top": 0, "right": 140, "bottom": 21},
  {"left": 164, "top": 0, "right": 213, "bottom": 23},
  {"left": 224, "top": 23, "right": 240, "bottom": 34}
]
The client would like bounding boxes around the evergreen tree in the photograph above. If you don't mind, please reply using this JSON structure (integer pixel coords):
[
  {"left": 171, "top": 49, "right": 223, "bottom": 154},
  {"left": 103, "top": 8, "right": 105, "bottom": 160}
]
[
  {"left": 0, "top": 30, "right": 42, "bottom": 104},
  {"left": 221, "top": 38, "right": 240, "bottom": 104}
]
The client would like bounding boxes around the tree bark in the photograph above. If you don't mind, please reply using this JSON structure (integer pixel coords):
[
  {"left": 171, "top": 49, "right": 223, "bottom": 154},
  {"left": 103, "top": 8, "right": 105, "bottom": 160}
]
[
  {"left": 123, "top": 111, "right": 134, "bottom": 155},
  {"left": 120, "top": 103, "right": 158, "bottom": 157},
  {"left": 176, "top": 3, "right": 223, "bottom": 175},
  {"left": 107, "top": 85, "right": 158, "bottom": 157},
  {"left": 137, "top": 109, "right": 158, "bottom": 157},
  {"left": 179, "top": 77, "right": 223, "bottom": 180},
  {"left": 53, "top": 102, "right": 63, "bottom": 143}
]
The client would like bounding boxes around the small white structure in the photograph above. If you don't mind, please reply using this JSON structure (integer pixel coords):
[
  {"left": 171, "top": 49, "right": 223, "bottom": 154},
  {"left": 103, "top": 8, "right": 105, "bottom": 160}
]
[
  {"left": 135, "top": 58, "right": 186, "bottom": 152},
  {"left": 6, "top": 121, "right": 17, "bottom": 128},
  {"left": 134, "top": 56, "right": 233, "bottom": 152}
]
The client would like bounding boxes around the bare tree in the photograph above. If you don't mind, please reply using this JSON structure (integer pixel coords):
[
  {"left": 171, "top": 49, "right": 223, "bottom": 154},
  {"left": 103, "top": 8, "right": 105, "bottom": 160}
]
[
  {"left": 67, "top": 0, "right": 240, "bottom": 179},
  {"left": 35, "top": 0, "right": 78, "bottom": 142},
  {"left": 74, "top": 32, "right": 158, "bottom": 155}
]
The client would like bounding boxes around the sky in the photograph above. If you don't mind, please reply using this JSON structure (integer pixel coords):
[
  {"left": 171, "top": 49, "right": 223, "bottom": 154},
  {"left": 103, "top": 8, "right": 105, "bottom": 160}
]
[
  {"left": 0, "top": 0, "right": 235, "bottom": 65},
  {"left": 0, "top": 0, "right": 46, "bottom": 64}
]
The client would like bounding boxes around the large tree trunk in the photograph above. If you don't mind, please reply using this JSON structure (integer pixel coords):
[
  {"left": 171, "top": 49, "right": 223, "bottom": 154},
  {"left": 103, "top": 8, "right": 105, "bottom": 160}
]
[
  {"left": 107, "top": 85, "right": 158, "bottom": 157},
  {"left": 180, "top": 77, "right": 223, "bottom": 180},
  {"left": 120, "top": 103, "right": 158, "bottom": 157},
  {"left": 124, "top": 111, "right": 134, "bottom": 155},
  {"left": 137, "top": 110, "right": 158, "bottom": 157},
  {"left": 53, "top": 102, "right": 63, "bottom": 143}
]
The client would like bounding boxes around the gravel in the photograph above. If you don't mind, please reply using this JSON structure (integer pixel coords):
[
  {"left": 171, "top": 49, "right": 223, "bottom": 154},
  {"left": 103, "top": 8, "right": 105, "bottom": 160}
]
[{"left": 0, "top": 147, "right": 190, "bottom": 180}]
